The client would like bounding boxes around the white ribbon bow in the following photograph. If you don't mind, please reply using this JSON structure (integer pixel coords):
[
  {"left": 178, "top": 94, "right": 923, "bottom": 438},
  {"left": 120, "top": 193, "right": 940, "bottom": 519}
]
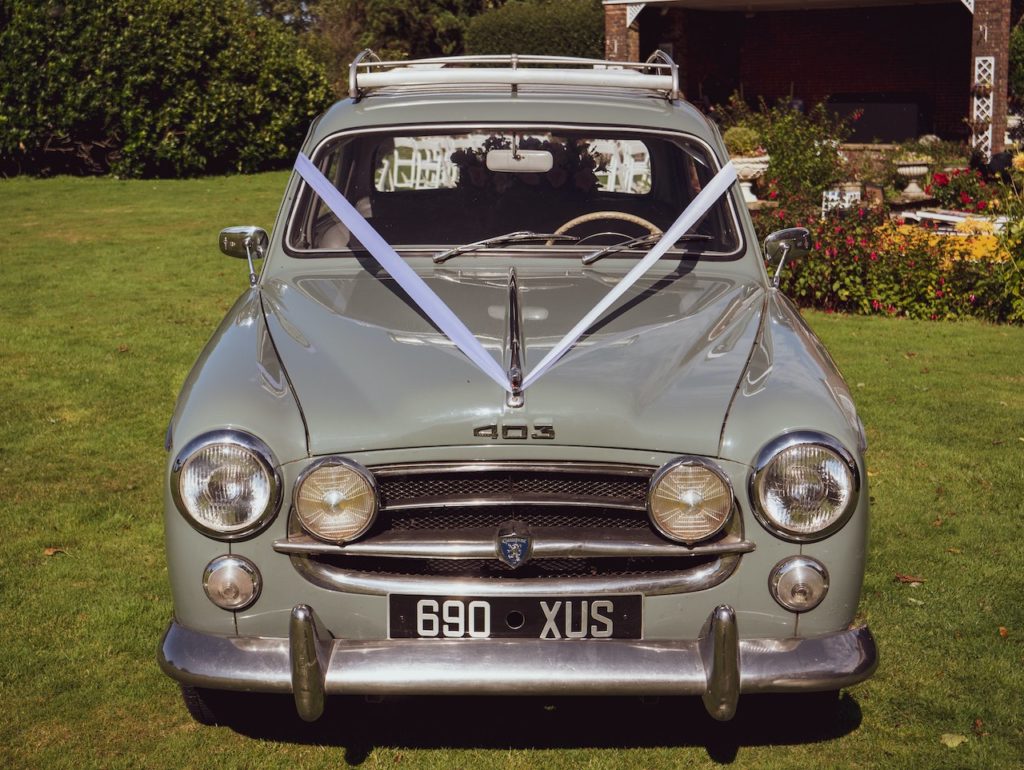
[{"left": 293, "top": 152, "right": 737, "bottom": 394}]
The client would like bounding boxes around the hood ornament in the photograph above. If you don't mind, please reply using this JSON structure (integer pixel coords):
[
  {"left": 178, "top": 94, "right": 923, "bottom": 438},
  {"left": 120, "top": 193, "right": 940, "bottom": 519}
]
[
  {"left": 506, "top": 268, "right": 525, "bottom": 408},
  {"left": 496, "top": 520, "right": 532, "bottom": 568}
]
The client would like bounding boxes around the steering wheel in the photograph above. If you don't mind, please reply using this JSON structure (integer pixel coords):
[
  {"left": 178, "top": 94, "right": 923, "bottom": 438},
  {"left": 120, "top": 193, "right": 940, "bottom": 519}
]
[{"left": 547, "top": 211, "right": 661, "bottom": 245}]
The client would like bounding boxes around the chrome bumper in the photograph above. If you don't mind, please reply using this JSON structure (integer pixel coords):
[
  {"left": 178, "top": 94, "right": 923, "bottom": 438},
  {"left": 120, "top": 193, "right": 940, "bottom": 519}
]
[{"left": 158, "top": 604, "right": 877, "bottom": 723}]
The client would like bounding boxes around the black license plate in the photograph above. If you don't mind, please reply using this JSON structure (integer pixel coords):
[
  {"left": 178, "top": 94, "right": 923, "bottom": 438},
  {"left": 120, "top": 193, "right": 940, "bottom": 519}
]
[{"left": 388, "top": 594, "right": 641, "bottom": 639}]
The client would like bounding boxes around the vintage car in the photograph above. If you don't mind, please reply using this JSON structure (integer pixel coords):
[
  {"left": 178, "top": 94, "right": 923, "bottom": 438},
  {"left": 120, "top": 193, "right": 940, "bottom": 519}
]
[{"left": 158, "top": 51, "right": 877, "bottom": 725}]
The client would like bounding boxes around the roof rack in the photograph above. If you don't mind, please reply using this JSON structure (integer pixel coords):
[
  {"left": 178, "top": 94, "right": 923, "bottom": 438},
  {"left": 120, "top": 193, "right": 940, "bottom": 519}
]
[{"left": 348, "top": 50, "right": 681, "bottom": 102}]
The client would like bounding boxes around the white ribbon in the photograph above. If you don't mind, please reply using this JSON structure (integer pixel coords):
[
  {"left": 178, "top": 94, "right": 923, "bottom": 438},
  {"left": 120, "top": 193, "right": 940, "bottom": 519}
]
[{"left": 293, "top": 152, "right": 737, "bottom": 394}]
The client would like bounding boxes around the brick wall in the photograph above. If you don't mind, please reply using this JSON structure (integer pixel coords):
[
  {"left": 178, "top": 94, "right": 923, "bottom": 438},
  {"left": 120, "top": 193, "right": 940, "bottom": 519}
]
[
  {"left": 605, "top": 4, "right": 639, "bottom": 61},
  {"left": 638, "top": 5, "right": 975, "bottom": 141}
]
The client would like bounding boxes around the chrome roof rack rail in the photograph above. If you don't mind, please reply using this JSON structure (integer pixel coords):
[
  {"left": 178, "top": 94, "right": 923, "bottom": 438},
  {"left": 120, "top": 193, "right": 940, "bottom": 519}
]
[{"left": 347, "top": 49, "right": 682, "bottom": 102}]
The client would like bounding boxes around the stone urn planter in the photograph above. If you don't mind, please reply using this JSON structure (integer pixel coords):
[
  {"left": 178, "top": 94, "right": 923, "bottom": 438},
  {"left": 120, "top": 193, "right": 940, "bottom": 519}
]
[
  {"left": 731, "top": 155, "right": 771, "bottom": 203},
  {"left": 896, "top": 157, "right": 932, "bottom": 199}
]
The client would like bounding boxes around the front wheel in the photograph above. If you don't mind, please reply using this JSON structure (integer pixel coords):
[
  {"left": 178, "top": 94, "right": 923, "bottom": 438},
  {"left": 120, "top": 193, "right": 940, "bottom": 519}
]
[{"left": 179, "top": 684, "right": 238, "bottom": 726}]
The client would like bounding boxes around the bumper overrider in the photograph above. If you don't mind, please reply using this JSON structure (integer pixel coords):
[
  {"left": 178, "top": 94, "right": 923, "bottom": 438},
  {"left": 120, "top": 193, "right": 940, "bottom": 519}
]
[{"left": 159, "top": 604, "right": 877, "bottom": 722}]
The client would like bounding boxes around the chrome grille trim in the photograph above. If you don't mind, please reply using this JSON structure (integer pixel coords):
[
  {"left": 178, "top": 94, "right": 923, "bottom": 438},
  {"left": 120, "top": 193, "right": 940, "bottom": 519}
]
[
  {"left": 274, "top": 529, "right": 756, "bottom": 560},
  {"left": 291, "top": 554, "right": 740, "bottom": 597}
]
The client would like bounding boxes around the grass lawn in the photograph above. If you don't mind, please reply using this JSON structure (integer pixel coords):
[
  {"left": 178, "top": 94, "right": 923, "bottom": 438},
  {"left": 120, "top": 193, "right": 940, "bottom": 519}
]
[{"left": 0, "top": 174, "right": 1022, "bottom": 769}]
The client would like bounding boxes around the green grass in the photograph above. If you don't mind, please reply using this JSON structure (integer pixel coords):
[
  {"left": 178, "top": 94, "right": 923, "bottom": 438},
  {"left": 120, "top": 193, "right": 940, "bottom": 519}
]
[{"left": 1, "top": 175, "right": 1022, "bottom": 769}]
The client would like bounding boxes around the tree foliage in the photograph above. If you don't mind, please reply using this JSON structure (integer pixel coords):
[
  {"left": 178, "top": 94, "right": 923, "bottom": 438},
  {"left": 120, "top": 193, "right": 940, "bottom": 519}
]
[
  {"left": 464, "top": 0, "right": 604, "bottom": 59},
  {"left": 0, "top": 0, "right": 333, "bottom": 177}
]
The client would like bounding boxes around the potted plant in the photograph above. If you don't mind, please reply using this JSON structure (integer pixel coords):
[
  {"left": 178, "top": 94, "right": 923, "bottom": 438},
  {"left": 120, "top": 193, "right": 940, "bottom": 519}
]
[{"left": 723, "top": 126, "right": 770, "bottom": 203}]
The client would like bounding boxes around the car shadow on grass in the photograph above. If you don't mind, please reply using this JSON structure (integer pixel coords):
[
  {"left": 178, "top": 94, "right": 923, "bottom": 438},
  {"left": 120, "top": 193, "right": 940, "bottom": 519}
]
[{"left": 218, "top": 691, "right": 863, "bottom": 764}]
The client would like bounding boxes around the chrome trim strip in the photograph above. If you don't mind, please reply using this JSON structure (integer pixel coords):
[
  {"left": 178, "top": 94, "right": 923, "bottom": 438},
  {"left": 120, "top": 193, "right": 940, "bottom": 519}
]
[
  {"left": 170, "top": 429, "right": 283, "bottom": 541},
  {"left": 748, "top": 431, "right": 861, "bottom": 543},
  {"left": 371, "top": 461, "right": 654, "bottom": 477},
  {"left": 159, "top": 617, "right": 878, "bottom": 704},
  {"left": 381, "top": 496, "right": 647, "bottom": 512},
  {"left": 289, "top": 553, "right": 739, "bottom": 597},
  {"left": 274, "top": 529, "right": 756, "bottom": 560},
  {"left": 506, "top": 267, "right": 525, "bottom": 408}
]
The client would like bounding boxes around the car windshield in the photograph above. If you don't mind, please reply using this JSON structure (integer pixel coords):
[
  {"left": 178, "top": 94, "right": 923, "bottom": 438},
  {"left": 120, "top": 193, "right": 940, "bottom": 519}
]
[{"left": 287, "top": 128, "right": 741, "bottom": 258}]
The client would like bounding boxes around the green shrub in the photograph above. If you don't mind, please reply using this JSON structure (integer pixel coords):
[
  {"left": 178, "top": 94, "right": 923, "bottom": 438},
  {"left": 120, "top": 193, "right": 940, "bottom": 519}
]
[
  {"left": 464, "top": 0, "right": 604, "bottom": 58},
  {"left": 1011, "top": 22, "right": 1024, "bottom": 108},
  {"left": 755, "top": 102, "right": 850, "bottom": 205},
  {"left": 722, "top": 126, "right": 763, "bottom": 156},
  {"left": 0, "top": 0, "right": 333, "bottom": 177}
]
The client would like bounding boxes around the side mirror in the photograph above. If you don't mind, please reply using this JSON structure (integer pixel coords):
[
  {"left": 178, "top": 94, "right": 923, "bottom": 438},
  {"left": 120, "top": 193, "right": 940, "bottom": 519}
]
[
  {"left": 220, "top": 226, "right": 269, "bottom": 286},
  {"left": 764, "top": 227, "right": 811, "bottom": 288}
]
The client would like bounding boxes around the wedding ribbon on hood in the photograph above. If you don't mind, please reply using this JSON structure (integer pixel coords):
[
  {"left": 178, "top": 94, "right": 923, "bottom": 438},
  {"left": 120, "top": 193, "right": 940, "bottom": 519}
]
[{"left": 293, "top": 152, "right": 737, "bottom": 394}]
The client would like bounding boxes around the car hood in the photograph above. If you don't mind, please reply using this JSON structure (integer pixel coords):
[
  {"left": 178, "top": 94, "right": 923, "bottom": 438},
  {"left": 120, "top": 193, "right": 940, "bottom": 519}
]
[{"left": 261, "top": 263, "right": 765, "bottom": 457}]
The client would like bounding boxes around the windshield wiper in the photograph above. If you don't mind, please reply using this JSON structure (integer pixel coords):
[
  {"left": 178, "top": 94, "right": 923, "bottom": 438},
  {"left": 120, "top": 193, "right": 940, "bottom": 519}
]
[
  {"left": 432, "top": 231, "right": 579, "bottom": 263},
  {"left": 581, "top": 232, "right": 713, "bottom": 265}
]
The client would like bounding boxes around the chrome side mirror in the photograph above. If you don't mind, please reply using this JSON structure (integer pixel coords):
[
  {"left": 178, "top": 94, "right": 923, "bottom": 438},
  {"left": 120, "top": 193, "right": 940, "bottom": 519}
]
[
  {"left": 764, "top": 227, "right": 811, "bottom": 288},
  {"left": 220, "top": 226, "right": 269, "bottom": 287}
]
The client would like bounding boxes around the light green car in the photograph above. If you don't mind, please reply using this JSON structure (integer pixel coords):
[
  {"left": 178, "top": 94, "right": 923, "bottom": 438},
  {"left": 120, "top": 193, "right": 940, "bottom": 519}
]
[{"left": 158, "top": 51, "right": 877, "bottom": 726}]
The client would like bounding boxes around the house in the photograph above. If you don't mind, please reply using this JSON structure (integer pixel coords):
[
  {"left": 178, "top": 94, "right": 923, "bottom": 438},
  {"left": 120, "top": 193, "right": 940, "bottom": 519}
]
[{"left": 603, "top": 0, "right": 1012, "bottom": 157}]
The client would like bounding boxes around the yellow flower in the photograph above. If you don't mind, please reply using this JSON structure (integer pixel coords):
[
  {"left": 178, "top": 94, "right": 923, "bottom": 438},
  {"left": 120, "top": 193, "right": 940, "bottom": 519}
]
[{"left": 1013, "top": 152, "right": 1024, "bottom": 173}]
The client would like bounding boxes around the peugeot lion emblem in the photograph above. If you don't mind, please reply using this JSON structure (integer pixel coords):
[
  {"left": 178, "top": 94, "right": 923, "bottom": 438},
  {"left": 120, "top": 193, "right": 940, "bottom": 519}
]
[{"left": 496, "top": 520, "right": 532, "bottom": 569}]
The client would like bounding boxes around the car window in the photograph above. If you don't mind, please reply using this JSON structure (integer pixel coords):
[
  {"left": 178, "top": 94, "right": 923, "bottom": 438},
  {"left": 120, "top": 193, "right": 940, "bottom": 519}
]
[{"left": 287, "top": 129, "right": 741, "bottom": 257}]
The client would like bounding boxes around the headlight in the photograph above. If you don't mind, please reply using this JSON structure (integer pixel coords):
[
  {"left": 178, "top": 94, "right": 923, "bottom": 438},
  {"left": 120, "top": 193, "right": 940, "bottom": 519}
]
[
  {"left": 294, "top": 457, "right": 377, "bottom": 543},
  {"left": 648, "top": 457, "right": 733, "bottom": 544},
  {"left": 171, "top": 430, "right": 281, "bottom": 539},
  {"left": 750, "top": 431, "right": 859, "bottom": 541}
]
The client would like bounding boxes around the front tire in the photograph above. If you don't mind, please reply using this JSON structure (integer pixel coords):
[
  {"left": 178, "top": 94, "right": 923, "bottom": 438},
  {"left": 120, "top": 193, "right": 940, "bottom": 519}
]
[{"left": 180, "top": 685, "right": 234, "bottom": 726}]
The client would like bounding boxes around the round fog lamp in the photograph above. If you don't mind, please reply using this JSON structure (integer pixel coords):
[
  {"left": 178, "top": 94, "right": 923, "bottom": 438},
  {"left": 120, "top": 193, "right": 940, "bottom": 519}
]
[
  {"left": 294, "top": 457, "right": 378, "bottom": 543},
  {"left": 203, "top": 555, "right": 261, "bottom": 611},
  {"left": 648, "top": 457, "right": 733, "bottom": 544},
  {"left": 769, "top": 556, "right": 829, "bottom": 612}
]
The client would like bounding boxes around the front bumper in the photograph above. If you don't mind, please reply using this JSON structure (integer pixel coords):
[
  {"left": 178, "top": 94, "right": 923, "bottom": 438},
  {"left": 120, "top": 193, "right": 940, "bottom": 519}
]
[{"left": 159, "top": 604, "right": 877, "bottom": 722}]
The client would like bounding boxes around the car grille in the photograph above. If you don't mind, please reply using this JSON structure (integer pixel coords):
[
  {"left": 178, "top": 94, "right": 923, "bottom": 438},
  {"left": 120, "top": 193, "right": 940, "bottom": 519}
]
[{"left": 282, "top": 461, "right": 750, "bottom": 596}]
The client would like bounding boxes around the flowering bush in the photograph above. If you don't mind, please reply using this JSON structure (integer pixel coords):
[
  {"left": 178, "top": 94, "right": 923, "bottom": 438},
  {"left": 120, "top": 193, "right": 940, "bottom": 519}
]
[
  {"left": 924, "top": 168, "right": 993, "bottom": 213},
  {"left": 751, "top": 205, "right": 1024, "bottom": 324}
]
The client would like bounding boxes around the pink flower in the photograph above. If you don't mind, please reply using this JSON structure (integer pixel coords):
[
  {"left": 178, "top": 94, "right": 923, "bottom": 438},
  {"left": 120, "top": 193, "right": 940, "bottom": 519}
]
[
  {"left": 935, "top": 289, "right": 944, "bottom": 298},
  {"left": 969, "top": 293, "right": 977, "bottom": 303},
  {"left": 870, "top": 251, "right": 878, "bottom": 261}
]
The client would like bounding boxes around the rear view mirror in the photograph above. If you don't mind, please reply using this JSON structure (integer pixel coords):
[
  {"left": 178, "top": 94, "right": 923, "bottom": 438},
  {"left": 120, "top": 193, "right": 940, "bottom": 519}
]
[
  {"left": 486, "top": 149, "right": 553, "bottom": 173},
  {"left": 764, "top": 227, "right": 811, "bottom": 288}
]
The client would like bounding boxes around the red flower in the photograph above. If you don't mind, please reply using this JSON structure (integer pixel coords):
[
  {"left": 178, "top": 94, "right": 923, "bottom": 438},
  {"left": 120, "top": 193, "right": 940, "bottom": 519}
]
[
  {"left": 768, "top": 190, "right": 778, "bottom": 200},
  {"left": 845, "top": 236, "right": 855, "bottom": 246},
  {"left": 978, "top": 200, "right": 988, "bottom": 211},
  {"left": 935, "top": 289, "right": 944, "bottom": 298},
  {"left": 933, "top": 173, "right": 950, "bottom": 186},
  {"left": 872, "top": 299, "right": 882, "bottom": 310},
  {"left": 960, "top": 191, "right": 972, "bottom": 205},
  {"left": 869, "top": 251, "right": 878, "bottom": 261}
]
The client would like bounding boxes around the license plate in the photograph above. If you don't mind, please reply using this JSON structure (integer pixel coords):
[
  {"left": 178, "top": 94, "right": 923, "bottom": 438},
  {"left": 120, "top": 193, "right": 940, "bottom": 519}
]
[{"left": 388, "top": 594, "right": 642, "bottom": 639}]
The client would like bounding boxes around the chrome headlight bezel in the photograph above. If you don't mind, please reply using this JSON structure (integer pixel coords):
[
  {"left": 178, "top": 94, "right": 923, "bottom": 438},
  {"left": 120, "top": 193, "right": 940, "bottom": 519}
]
[
  {"left": 293, "top": 456, "right": 379, "bottom": 543},
  {"left": 749, "top": 431, "right": 860, "bottom": 543},
  {"left": 170, "top": 429, "right": 282, "bottom": 540},
  {"left": 647, "top": 456, "right": 735, "bottom": 545}
]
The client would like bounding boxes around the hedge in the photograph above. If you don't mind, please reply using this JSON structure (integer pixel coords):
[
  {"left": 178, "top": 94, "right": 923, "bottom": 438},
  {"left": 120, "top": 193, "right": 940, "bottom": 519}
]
[
  {"left": 0, "top": 0, "right": 334, "bottom": 177},
  {"left": 464, "top": 0, "right": 604, "bottom": 59}
]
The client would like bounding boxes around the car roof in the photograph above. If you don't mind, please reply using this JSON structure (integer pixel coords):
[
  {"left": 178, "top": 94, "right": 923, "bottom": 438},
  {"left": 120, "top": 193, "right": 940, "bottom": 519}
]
[{"left": 304, "top": 53, "right": 721, "bottom": 150}]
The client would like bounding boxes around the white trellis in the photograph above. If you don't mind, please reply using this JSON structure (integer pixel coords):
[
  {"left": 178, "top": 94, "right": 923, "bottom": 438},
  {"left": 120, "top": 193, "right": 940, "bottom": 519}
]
[
  {"left": 961, "top": 0, "right": 974, "bottom": 12},
  {"left": 626, "top": 3, "right": 645, "bottom": 27},
  {"left": 972, "top": 55, "right": 995, "bottom": 159}
]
